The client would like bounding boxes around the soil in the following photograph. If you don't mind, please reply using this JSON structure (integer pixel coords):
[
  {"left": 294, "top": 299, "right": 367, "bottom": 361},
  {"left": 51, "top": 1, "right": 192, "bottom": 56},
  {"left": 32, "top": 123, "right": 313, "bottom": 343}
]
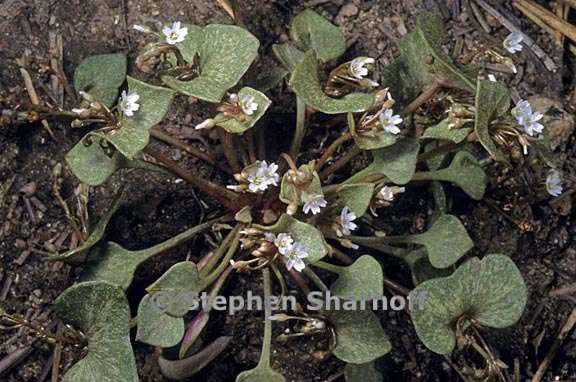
[{"left": 1, "top": 0, "right": 576, "bottom": 381}]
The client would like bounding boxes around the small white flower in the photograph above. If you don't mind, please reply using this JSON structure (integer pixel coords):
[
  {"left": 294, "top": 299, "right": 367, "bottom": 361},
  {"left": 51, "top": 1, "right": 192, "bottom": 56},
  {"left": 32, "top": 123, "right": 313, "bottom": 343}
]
[
  {"left": 301, "top": 192, "right": 327, "bottom": 215},
  {"left": 274, "top": 233, "right": 294, "bottom": 255},
  {"left": 545, "top": 170, "right": 563, "bottom": 197},
  {"left": 488, "top": 74, "right": 497, "bottom": 82},
  {"left": 379, "top": 186, "right": 406, "bottom": 202},
  {"left": 162, "top": 21, "right": 188, "bottom": 45},
  {"left": 338, "top": 207, "right": 358, "bottom": 237},
  {"left": 379, "top": 109, "right": 403, "bottom": 135},
  {"left": 72, "top": 108, "right": 87, "bottom": 115},
  {"left": 283, "top": 243, "right": 308, "bottom": 272},
  {"left": 503, "top": 31, "right": 524, "bottom": 54},
  {"left": 247, "top": 161, "right": 279, "bottom": 193},
  {"left": 119, "top": 90, "right": 140, "bottom": 117},
  {"left": 349, "top": 57, "right": 375, "bottom": 80},
  {"left": 239, "top": 94, "right": 258, "bottom": 116},
  {"left": 512, "top": 100, "right": 544, "bottom": 137}
]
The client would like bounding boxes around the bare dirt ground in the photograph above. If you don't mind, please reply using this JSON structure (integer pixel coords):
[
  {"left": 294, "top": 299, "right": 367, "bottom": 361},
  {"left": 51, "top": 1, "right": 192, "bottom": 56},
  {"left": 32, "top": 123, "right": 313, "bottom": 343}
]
[{"left": 1, "top": 0, "right": 576, "bottom": 381}]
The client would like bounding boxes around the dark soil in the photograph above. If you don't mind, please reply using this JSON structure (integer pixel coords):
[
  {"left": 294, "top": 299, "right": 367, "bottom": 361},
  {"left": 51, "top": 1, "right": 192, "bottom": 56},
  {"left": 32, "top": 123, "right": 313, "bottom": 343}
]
[{"left": 2, "top": 0, "right": 576, "bottom": 381}]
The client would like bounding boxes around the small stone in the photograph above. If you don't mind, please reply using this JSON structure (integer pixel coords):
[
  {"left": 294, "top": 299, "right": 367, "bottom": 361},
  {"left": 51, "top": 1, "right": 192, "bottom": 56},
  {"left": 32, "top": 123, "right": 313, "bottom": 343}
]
[{"left": 14, "top": 239, "right": 27, "bottom": 249}]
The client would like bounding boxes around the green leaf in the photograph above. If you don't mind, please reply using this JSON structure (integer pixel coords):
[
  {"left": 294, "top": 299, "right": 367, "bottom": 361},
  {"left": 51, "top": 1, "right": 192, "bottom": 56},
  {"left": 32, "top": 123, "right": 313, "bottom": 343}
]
[
  {"left": 324, "top": 309, "right": 391, "bottom": 364},
  {"left": 290, "top": 51, "right": 375, "bottom": 114},
  {"left": 48, "top": 191, "right": 123, "bottom": 262},
  {"left": 252, "top": 66, "right": 289, "bottom": 93},
  {"left": 322, "top": 256, "right": 384, "bottom": 300},
  {"left": 409, "top": 254, "right": 527, "bottom": 355},
  {"left": 346, "top": 138, "right": 420, "bottom": 185},
  {"left": 136, "top": 295, "right": 184, "bottom": 348},
  {"left": 215, "top": 87, "right": 272, "bottom": 134},
  {"left": 474, "top": 80, "right": 510, "bottom": 164},
  {"left": 533, "top": 129, "right": 557, "bottom": 168},
  {"left": 412, "top": 151, "right": 487, "bottom": 200},
  {"left": 351, "top": 214, "right": 472, "bottom": 269},
  {"left": 89, "top": 119, "right": 149, "bottom": 160},
  {"left": 65, "top": 138, "right": 172, "bottom": 186},
  {"left": 405, "top": 248, "right": 451, "bottom": 285},
  {"left": 74, "top": 53, "right": 127, "bottom": 107},
  {"left": 272, "top": 43, "right": 304, "bottom": 73},
  {"left": 146, "top": 261, "right": 204, "bottom": 317},
  {"left": 80, "top": 221, "right": 213, "bottom": 289},
  {"left": 66, "top": 139, "right": 126, "bottom": 186},
  {"left": 404, "top": 214, "right": 473, "bottom": 269},
  {"left": 291, "top": 9, "right": 346, "bottom": 62},
  {"left": 422, "top": 120, "right": 472, "bottom": 143},
  {"left": 381, "top": 12, "right": 476, "bottom": 108},
  {"left": 162, "top": 24, "right": 260, "bottom": 103},
  {"left": 344, "top": 361, "right": 383, "bottom": 382},
  {"left": 348, "top": 112, "right": 398, "bottom": 150},
  {"left": 124, "top": 76, "right": 174, "bottom": 130},
  {"left": 54, "top": 281, "right": 138, "bottom": 382},
  {"left": 336, "top": 183, "right": 375, "bottom": 217},
  {"left": 255, "top": 214, "right": 328, "bottom": 263},
  {"left": 279, "top": 162, "right": 323, "bottom": 209}
]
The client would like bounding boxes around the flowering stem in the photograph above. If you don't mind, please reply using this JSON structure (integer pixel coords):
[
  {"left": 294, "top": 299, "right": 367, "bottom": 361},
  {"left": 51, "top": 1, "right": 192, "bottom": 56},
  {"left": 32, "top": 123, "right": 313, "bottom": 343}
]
[
  {"left": 312, "top": 260, "right": 344, "bottom": 274},
  {"left": 217, "top": 127, "right": 242, "bottom": 174},
  {"left": 150, "top": 128, "right": 232, "bottom": 174},
  {"left": 289, "top": 96, "right": 307, "bottom": 159},
  {"left": 316, "top": 132, "right": 353, "bottom": 169},
  {"left": 199, "top": 225, "right": 241, "bottom": 278},
  {"left": 346, "top": 235, "right": 410, "bottom": 258},
  {"left": 319, "top": 145, "right": 362, "bottom": 181},
  {"left": 143, "top": 146, "right": 240, "bottom": 211},
  {"left": 402, "top": 79, "right": 443, "bottom": 115},
  {"left": 255, "top": 267, "right": 274, "bottom": 368},
  {"left": 280, "top": 152, "right": 299, "bottom": 172},
  {"left": 202, "top": 229, "right": 241, "bottom": 286}
]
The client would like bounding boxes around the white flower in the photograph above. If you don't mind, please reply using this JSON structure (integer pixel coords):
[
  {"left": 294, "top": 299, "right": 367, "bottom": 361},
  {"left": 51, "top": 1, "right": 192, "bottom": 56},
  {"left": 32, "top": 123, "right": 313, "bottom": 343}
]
[
  {"left": 274, "top": 233, "right": 294, "bottom": 255},
  {"left": 512, "top": 100, "right": 544, "bottom": 137},
  {"left": 72, "top": 108, "right": 87, "bottom": 115},
  {"left": 503, "top": 31, "right": 524, "bottom": 54},
  {"left": 162, "top": 21, "right": 188, "bottom": 45},
  {"left": 546, "top": 170, "right": 563, "bottom": 197},
  {"left": 349, "top": 57, "right": 375, "bottom": 80},
  {"left": 301, "top": 192, "right": 327, "bottom": 215},
  {"left": 379, "top": 109, "right": 403, "bottom": 135},
  {"left": 283, "top": 243, "right": 308, "bottom": 272},
  {"left": 338, "top": 207, "right": 358, "bottom": 237},
  {"left": 379, "top": 186, "right": 405, "bottom": 202},
  {"left": 247, "top": 161, "right": 279, "bottom": 193},
  {"left": 119, "top": 91, "right": 140, "bottom": 117},
  {"left": 239, "top": 94, "right": 258, "bottom": 116},
  {"left": 488, "top": 74, "right": 497, "bottom": 82}
]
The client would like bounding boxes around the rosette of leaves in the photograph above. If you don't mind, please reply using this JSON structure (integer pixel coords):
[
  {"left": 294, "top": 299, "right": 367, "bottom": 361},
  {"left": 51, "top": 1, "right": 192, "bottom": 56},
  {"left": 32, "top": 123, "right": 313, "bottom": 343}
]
[
  {"left": 409, "top": 254, "right": 527, "bottom": 355},
  {"left": 161, "top": 24, "right": 260, "bottom": 103}
]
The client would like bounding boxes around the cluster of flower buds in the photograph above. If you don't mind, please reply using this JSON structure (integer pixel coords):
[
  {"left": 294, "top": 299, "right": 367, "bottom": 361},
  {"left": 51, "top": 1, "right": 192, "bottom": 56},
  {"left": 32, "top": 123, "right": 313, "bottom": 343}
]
[
  {"left": 356, "top": 89, "right": 403, "bottom": 136},
  {"left": 446, "top": 103, "right": 475, "bottom": 129}
]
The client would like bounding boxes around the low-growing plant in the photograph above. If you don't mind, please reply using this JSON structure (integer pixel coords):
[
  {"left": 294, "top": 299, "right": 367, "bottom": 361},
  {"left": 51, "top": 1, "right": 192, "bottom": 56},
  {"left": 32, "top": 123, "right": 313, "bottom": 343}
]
[{"left": 1, "top": 7, "right": 566, "bottom": 382}]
